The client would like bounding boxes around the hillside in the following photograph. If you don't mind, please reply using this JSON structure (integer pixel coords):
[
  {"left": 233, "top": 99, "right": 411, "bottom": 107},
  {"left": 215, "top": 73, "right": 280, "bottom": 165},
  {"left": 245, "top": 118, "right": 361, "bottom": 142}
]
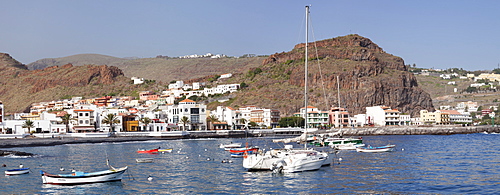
[
  {"left": 3, "top": 34, "right": 435, "bottom": 117},
  {"left": 27, "top": 54, "right": 129, "bottom": 70},
  {"left": 1, "top": 53, "right": 161, "bottom": 113},
  {"left": 211, "top": 34, "right": 434, "bottom": 116},
  {"left": 28, "top": 54, "right": 265, "bottom": 83}
]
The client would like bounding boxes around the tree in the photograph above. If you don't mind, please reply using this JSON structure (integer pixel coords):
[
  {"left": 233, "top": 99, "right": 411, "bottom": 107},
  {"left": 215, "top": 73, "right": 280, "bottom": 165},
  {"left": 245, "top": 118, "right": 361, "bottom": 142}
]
[
  {"left": 279, "top": 116, "right": 305, "bottom": 127},
  {"left": 180, "top": 116, "right": 190, "bottom": 131},
  {"left": 206, "top": 115, "right": 219, "bottom": 130},
  {"left": 102, "top": 113, "right": 120, "bottom": 132},
  {"left": 239, "top": 118, "right": 248, "bottom": 130},
  {"left": 22, "top": 120, "right": 35, "bottom": 134},
  {"left": 139, "top": 117, "right": 152, "bottom": 131},
  {"left": 248, "top": 121, "right": 258, "bottom": 128},
  {"left": 61, "top": 114, "right": 76, "bottom": 133}
]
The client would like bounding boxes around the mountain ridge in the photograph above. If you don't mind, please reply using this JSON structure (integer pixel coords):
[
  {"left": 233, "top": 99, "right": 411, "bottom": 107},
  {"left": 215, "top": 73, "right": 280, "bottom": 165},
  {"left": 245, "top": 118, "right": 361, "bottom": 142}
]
[{"left": 2, "top": 34, "right": 434, "bottom": 117}]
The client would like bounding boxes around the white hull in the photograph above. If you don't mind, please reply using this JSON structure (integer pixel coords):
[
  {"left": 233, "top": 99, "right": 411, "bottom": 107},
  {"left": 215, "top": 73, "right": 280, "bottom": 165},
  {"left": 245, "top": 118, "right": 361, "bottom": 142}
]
[
  {"left": 5, "top": 168, "right": 30, "bottom": 175},
  {"left": 280, "top": 151, "right": 328, "bottom": 173},
  {"left": 41, "top": 166, "right": 127, "bottom": 185},
  {"left": 243, "top": 152, "right": 283, "bottom": 170},
  {"left": 136, "top": 158, "right": 154, "bottom": 163},
  {"left": 356, "top": 145, "right": 395, "bottom": 153},
  {"left": 334, "top": 143, "right": 365, "bottom": 150},
  {"left": 243, "top": 148, "right": 329, "bottom": 171}
]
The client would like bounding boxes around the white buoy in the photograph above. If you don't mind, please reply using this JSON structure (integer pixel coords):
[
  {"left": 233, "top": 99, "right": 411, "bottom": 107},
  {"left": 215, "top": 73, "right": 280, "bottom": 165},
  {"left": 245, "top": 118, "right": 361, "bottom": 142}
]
[
  {"left": 339, "top": 157, "right": 343, "bottom": 162},
  {"left": 19, "top": 164, "right": 24, "bottom": 168},
  {"left": 204, "top": 149, "right": 207, "bottom": 151},
  {"left": 207, "top": 157, "right": 211, "bottom": 161},
  {"left": 147, "top": 176, "right": 153, "bottom": 181},
  {"left": 222, "top": 159, "right": 227, "bottom": 163},
  {"left": 228, "top": 160, "right": 233, "bottom": 163},
  {"left": 401, "top": 148, "right": 405, "bottom": 151},
  {"left": 185, "top": 156, "right": 189, "bottom": 159},
  {"left": 60, "top": 167, "right": 65, "bottom": 171}
]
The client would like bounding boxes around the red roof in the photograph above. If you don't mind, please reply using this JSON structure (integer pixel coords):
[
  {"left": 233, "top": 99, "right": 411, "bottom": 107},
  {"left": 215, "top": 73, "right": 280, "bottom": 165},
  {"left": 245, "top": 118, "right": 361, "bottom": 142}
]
[{"left": 180, "top": 99, "right": 196, "bottom": 103}]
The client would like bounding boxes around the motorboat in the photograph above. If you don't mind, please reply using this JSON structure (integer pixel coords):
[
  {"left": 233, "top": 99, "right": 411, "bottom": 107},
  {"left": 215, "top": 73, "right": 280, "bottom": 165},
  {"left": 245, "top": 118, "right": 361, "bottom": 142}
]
[{"left": 243, "top": 145, "right": 329, "bottom": 171}]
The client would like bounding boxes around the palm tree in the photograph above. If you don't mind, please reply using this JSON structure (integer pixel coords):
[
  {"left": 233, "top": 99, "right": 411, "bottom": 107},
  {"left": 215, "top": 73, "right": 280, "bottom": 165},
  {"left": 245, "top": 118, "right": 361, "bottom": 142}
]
[
  {"left": 239, "top": 118, "right": 248, "bottom": 130},
  {"left": 22, "top": 120, "right": 35, "bottom": 134},
  {"left": 180, "top": 116, "right": 190, "bottom": 131},
  {"left": 139, "top": 117, "right": 152, "bottom": 131},
  {"left": 60, "top": 114, "right": 76, "bottom": 133},
  {"left": 206, "top": 115, "right": 219, "bottom": 130},
  {"left": 102, "top": 113, "right": 120, "bottom": 132}
]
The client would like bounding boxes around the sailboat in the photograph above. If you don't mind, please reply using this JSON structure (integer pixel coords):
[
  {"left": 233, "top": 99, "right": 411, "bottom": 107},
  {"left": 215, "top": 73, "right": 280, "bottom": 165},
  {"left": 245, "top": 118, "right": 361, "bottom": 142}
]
[{"left": 243, "top": 5, "right": 329, "bottom": 173}]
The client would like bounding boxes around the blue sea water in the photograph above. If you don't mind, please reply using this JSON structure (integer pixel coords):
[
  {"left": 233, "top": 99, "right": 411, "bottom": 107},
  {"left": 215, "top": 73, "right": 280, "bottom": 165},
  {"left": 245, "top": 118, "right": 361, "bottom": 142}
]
[{"left": 0, "top": 133, "right": 499, "bottom": 194}]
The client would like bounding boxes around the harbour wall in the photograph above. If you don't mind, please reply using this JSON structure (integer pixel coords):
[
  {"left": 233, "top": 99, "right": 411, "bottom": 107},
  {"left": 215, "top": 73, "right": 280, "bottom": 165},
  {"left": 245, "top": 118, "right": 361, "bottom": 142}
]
[{"left": 336, "top": 125, "right": 500, "bottom": 136}]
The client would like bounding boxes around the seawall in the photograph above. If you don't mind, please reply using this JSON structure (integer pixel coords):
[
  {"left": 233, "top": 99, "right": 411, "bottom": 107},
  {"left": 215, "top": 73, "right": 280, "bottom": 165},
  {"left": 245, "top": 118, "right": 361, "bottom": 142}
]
[{"left": 337, "top": 125, "right": 500, "bottom": 136}]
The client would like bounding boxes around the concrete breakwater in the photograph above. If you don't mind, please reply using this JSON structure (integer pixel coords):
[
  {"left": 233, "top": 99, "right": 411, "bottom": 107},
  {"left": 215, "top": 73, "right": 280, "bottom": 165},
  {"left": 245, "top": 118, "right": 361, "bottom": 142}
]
[
  {"left": 0, "top": 126, "right": 498, "bottom": 149},
  {"left": 338, "top": 125, "right": 500, "bottom": 136}
]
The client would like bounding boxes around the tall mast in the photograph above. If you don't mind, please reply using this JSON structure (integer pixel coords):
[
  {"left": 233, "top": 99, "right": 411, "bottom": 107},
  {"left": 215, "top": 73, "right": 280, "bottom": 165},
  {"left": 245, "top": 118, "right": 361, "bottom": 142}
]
[{"left": 304, "top": 5, "right": 309, "bottom": 144}]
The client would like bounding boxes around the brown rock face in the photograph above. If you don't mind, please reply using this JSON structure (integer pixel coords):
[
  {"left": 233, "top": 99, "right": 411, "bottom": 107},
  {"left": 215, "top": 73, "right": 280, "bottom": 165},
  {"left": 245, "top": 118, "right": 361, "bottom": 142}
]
[
  {"left": 250, "top": 34, "right": 434, "bottom": 116},
  {"left": 0, "top": 52, "right": 127, "bottom": 112}
]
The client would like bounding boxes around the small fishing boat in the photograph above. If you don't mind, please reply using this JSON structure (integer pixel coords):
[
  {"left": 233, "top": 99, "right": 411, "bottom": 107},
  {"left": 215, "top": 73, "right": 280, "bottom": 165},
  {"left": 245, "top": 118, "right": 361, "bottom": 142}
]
[
  {"left": 136, "top": 158, "right": 154, "bottom": 163},
  {"left": 40, "top": 166, "right": 128, "bottom": 185},
  {"left": 158, "top": 148, "right": 173, "bottom": 153},
  {"left": 333, "top": 143, "right": 365, "bottom": 150},
  {"left": 219, "top": 143, "right": 242, "bottom": 150},
  {"left": 5, "top": 167, "right": 30, "bottom": 175},
  {"left": 137, "top": 148, "right": 159, "bottom": 153},
  {"left": 356, "top": 144, "right": 396, "bottom": 153}
]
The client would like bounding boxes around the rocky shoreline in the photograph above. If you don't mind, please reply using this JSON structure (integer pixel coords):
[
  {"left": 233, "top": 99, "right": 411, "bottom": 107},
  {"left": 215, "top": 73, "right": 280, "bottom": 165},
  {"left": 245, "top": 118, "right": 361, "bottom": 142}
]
[{"left": 0, "top": 126, "right": 498, "bottom": 149}]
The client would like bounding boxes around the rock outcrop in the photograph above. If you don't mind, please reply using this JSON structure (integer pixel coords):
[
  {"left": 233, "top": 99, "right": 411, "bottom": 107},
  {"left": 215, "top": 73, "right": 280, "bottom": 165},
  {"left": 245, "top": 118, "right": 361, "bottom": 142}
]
[
  {"left": 232, "top": 34, "right": 434, "bottom": 117},
  {"left": 0, "top": 52, "right": 127, "bottom": 112}
]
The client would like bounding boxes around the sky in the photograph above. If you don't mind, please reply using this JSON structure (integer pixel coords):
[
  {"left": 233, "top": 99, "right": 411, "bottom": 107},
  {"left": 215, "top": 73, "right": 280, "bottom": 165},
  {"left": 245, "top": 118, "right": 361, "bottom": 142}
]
[{"left": 1, "top": 0, "right": 499, "bottom": 70}]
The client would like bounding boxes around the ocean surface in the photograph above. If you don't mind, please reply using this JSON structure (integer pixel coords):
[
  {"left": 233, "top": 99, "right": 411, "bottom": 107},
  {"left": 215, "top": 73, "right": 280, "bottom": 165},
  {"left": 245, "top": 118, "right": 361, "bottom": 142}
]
[{"left": 1, "top": 133, "right": 499, "bottom": 194}]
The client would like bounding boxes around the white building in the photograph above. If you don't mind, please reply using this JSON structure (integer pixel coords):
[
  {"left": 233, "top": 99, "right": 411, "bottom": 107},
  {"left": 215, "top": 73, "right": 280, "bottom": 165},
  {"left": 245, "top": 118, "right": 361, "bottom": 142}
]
[
  {"left": 366, "top": 106, "right": 402, "bottom": 126},
  {"left": 165, "top": 99, "right": 207, "bottom": 131},
  {"left": 131, "top": 77, "right": 144, "bottom": 85},
  {"left": 211, "top": 106, "right": 244, "bottom": 129}
]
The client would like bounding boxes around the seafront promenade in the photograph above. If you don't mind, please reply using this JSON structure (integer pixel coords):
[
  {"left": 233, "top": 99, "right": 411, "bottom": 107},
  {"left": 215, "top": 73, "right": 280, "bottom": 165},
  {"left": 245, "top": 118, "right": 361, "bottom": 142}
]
[{"left": 0, "top": 125, "right": 498, "bottom": 149}]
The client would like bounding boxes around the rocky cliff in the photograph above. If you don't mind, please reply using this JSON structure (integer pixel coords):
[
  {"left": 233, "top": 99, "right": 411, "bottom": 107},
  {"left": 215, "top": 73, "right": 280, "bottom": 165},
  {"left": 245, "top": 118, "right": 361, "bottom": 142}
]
[
  {"left": 220, "top": 34, "right": 434, "bottom": 116},
  {"left": 0, "top": 53, "right": 146, "bottom": 113}
]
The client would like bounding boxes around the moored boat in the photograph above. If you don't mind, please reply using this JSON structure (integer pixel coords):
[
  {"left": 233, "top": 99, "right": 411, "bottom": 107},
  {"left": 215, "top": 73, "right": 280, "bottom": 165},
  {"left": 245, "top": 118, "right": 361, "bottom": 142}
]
[
  {"left": 40, "top": 166, "right": 128, "bottom": 185},
  {"left": 5, "top": 167, "right": 30, "bottom": 175},
  {"left": 219, "top": 143, "right": 242, "bottom": 150},
  {"left": 136, "top": 158, "right": 154, "bottom": 163},
  {"left": 137, "top": 148, "right": 159, "bottom": 153},
  {"left": 333, "top": 143, "right": 365, "bottom": 150},
  {"left": 158, "top": 148, "right": 173, "bottom": 153},
  {"left": 356, "top": 144, "right": 396, "bottom": 153}
]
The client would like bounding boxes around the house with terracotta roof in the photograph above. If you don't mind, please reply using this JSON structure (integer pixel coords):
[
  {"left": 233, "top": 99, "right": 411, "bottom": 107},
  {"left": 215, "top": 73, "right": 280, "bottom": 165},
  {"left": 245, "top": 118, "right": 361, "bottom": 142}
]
[{"left": 438, "top": 110, "right": 472, "bottom": 124}]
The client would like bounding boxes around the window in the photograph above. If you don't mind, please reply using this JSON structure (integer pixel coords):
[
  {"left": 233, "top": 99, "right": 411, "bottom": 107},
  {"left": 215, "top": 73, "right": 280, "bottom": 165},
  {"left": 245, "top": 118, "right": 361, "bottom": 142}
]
[
  {"left": 191, "top": 115, "right": 200, "bottom": 124},
  {"left": 191, "top": 108, "right": 199, "bottom": 114},
  {"left": 85, "top": 113, "right": 89, "bottom": 117}
]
